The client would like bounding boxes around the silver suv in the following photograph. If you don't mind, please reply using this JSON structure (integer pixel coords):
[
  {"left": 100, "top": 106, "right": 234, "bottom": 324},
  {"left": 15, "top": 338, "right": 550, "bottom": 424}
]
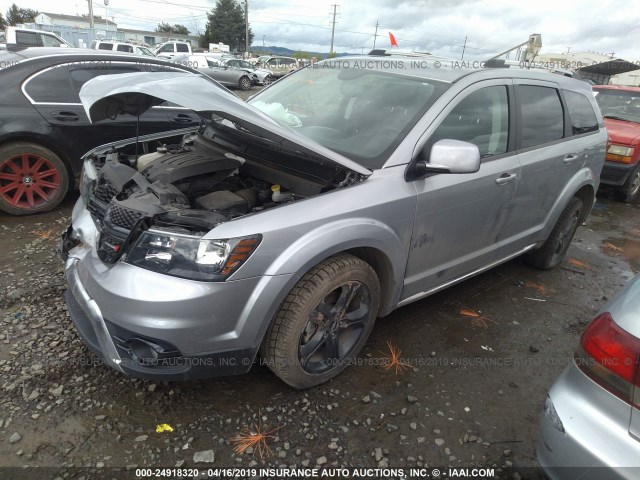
[
  {"left": 256, "top": 55, "right": 299, "bottom": 78},
  {"left": 61, "top": 57, "right": 606, "bottom": 388}
]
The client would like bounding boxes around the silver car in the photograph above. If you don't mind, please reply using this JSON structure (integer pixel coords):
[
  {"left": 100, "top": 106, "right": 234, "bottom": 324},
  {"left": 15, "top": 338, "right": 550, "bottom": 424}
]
[
  {"left": 61, "top": 56, "right": 606, "bottom": 388},
  {"left": 173, "top": 54, "right": 256, "bottom": 90},
  {"left": 223, "top": 58, "right": 273, "bottom": 86},
  {"left": 538, "top": 274, "right": 640, "bottom": 479}
]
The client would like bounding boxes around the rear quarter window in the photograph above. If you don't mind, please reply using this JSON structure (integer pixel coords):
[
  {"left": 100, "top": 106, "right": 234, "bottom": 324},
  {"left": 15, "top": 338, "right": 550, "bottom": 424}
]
[
  {"left": 563, "top": 90, "right": 599, "bottom": 135},
  {"left": 98, "top": 43, "right": 113, "bottom": 50},
  {"left": 116, "top": 44, "right": 134, "bottom": 53},
  {"left": 176, "top": 43, "right": 189, "bottom": 53},
  {"left": 518, "top": 85, "right": 564, "bottom": 149},
  {"left": 24, "top": 66, "right": 75, "bottom": 103}
]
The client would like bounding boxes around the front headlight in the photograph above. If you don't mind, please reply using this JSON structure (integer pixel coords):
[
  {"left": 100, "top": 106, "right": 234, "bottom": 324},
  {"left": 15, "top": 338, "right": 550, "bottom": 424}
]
[
  {"left": 79, "top": 159, "right": 98, "bottom": 203},
  {"left": 126, "top": 229, "right": 261, "bottom": 281},
  {"left": 608, "top": 145, "right": 634, "bottom": 157}
]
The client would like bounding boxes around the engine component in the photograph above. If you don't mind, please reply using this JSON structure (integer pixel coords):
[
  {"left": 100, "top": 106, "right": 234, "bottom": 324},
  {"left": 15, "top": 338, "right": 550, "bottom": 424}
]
[
  {"left": 142, "top": 151, "right": 240, "bottom": 184},
  {"left": 155, "top": 210, "right": 228, "bottom": 232},
  {"left": 195, "top": 190, "right": 248, "bottom": 213},
  {"left": 136, "top": 145, "right": 168, "bottom": 171},
  {"left": 234, "top": 188, "right": 258, "bottom": 209},
  {"left": 271, "top": 184, "right": 294, "bottom": 203}
]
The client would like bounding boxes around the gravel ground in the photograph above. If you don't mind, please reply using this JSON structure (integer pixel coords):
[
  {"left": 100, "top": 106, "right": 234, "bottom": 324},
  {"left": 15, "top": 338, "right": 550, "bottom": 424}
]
[{"left": 0, "top": 105, "right": 639, "bottom": 479}]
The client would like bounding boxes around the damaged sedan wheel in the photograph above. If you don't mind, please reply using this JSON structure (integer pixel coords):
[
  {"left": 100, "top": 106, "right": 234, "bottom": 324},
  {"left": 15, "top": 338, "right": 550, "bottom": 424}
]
[{"left": 261, "top": 253, "right": 379, "bottom": 389}]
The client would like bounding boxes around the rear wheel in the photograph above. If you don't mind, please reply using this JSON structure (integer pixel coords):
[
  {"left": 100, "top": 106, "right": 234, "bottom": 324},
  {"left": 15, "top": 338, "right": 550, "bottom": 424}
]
[
  {"left": 260, "top": 253, "right": 380, "bottom": 389},
  {"left": 0, "top": 142, "right": 69, "bottom": 215},
  {"left": 525, "top": 197, "right": 583, "bottom": 269},
  {"left": 615, "top": 163, "right": 640, "bottom": 203},
  {"left": 238, "top": 75, "right": 252, "bottom": 91}
]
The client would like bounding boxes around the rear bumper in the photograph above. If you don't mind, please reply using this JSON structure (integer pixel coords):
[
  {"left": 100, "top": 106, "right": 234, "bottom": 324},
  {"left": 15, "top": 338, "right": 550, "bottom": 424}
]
[
  {"left": 537, "top": 363, "right": 640, "bottom": 480},
  {"left": 600, "top": 161, "right": 637, "bottom": 187}
]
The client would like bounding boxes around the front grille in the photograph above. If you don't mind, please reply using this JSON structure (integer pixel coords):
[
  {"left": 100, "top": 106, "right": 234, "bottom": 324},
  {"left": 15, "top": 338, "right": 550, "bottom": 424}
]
[
  {"left": 94, "top": 181, "right": 118, "bottom": 203},
  {"left": 106, "top": 204, "right": 145, "bottom": 230}
]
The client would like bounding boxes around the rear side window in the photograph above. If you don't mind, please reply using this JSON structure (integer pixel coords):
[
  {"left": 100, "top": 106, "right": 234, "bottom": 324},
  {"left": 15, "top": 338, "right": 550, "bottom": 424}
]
[
  {"left": 98, "top": 43, "right": 113, "bottom": 50},
  {"left": 431, "top": 86, "right": 509, "bottom": 157},
  {"left": 24, "top": 66, "right": 75, "bottom": 103},
  {"left": 16, "top": 31, "right": 39, "bottom": 46},
  {"left": 564, "top": 90, "right": 599, "bottom": 135},
  {"left": 116, "top": 44, "right": 133, "bottom": 53},
  {"left": 518, "top": 85, "right": 564, "bottom": 148},
  {"left": 176, "top": 43, "right": 189, "bottom": 52}
]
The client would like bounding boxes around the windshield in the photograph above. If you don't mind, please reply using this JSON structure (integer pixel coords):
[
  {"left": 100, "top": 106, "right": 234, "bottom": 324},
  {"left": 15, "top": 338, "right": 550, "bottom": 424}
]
[
  {"left": 594, "top": 89, "right": 640, "bottom": 124},
  {"left": 137, "top": 46, "right": 154, "bottom": 56},
  {"left": 248, "top": 65, "right": 448, "bottom": 169}
]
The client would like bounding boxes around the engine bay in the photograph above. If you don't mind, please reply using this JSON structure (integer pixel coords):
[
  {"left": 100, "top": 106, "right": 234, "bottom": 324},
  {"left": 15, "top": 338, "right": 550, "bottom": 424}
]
[{"left": 84, "top": 129, "right": 365, "bottom": 263}]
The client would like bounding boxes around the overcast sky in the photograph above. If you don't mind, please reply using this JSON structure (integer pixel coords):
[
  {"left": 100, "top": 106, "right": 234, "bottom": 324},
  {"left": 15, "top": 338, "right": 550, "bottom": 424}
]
[{"left": 1, "top": 0, "right": 638, "bottom": 59}]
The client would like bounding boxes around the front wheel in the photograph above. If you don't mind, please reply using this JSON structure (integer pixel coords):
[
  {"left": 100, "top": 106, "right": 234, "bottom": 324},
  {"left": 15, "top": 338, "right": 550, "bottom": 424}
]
[
  {"left": 0, "top": 142, "right": 69, "bottom": 215},
  {"left": 525, "top": 197, "right": 584, "bottom": 270},
  {"left": 615, "top": 163, "right": 640, "bottom": 203},
  {"left": 238, "top": 75, "right": 252, "bottom": 91},
  {"left": 260, "top": 253, "right": 380, "bottom": 389},
  {"left": 262, "top": 75, "right": 273, "bottom": 87}
]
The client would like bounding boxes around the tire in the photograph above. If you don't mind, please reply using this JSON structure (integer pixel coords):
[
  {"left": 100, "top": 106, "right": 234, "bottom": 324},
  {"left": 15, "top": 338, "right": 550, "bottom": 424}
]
[
  {"left": 525, "top": 197, "right": 584, "bottom": 270},
  {"left": 260, "top": 253, "right": 380, "bottom": 389},
  {"left": 238, "top": 75, "right": 252, "bottom": 91},
  {"left": 615, "top": 163, "right": 640, "bottom": 203},
  {"left": 262, "top": 75, "right": 273, "bottom": 87},
  {"left": 0, "top": 142, "right": 69, "bottom": 215}
]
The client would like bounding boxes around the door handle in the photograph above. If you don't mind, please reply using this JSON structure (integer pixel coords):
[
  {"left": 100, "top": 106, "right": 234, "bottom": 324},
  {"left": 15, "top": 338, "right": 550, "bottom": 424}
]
[
  {"left": 563, "top": 154, "right": 579, "bottom": 164},
  {"left": 171, "top": 114, "right": 194, "bottom": 124},
  {"left": 495, "top": 173, "right": 518, "bottom": 185},
  {"left": 51, "top": 111, "right": 79, "bottom": 122}
]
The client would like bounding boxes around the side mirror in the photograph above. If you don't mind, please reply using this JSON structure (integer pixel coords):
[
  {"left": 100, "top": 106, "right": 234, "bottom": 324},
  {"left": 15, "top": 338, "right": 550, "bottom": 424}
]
[{"left": 416, "top": 139, "right": 481, "bottom": 175}]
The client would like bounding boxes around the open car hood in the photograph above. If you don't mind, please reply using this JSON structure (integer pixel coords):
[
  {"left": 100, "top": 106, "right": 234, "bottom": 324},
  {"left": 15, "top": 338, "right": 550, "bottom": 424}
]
[{"left": 79, "top": 71, "right": 371, "bottom": 176}]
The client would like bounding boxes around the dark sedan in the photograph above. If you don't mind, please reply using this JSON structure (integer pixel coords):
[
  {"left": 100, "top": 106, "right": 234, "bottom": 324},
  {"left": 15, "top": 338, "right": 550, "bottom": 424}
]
[{"left": 0, "top": 48, "right": 202, "bottom": 215}]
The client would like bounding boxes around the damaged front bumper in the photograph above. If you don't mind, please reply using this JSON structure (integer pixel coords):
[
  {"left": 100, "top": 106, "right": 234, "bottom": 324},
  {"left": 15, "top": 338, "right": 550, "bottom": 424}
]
[{"left": 61, "top": 198, "right": 298, "bottom": 381}]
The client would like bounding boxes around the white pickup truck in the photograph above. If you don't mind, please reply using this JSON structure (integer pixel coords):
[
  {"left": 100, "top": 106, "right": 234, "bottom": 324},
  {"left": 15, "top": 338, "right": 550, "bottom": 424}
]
[
  {"left": 153, "top": 41, "right": 193, "bottom": 59},
  {"left": 0, "top": 27, "right": 73, "bottom": 48}
]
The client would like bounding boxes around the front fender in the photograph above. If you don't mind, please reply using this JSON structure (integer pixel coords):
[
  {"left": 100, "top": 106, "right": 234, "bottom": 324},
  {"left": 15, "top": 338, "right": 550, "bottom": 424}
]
[{"left": 264, "top": 218, "right": 407, "bottom": 309}]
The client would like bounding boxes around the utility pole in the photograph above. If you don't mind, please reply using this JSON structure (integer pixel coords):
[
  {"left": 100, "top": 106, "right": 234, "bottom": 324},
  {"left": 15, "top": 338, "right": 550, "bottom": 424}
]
[
  {"left": 329, "top": 4, "right": 338, "bottom": 54},
  {"left": 262, "top": 35, "right": 265, "bottom": 48},
  {"left": 245, "top": 0, "right": 249, "bottom": 58},
  {"left": 564, "top": 46, "right": 572, "bottom": 54},
  {"left": 87, "top": 0, "right": 94, "bottom": 29},
  {"left": 372, "top": 20, "right": 379, "bottom": 49},
  {"left": 104, "top": 0, "right": 109, "bottom": 36},
  {"left": 461, "top": 35, "right": 467, "bottom": 60}
]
